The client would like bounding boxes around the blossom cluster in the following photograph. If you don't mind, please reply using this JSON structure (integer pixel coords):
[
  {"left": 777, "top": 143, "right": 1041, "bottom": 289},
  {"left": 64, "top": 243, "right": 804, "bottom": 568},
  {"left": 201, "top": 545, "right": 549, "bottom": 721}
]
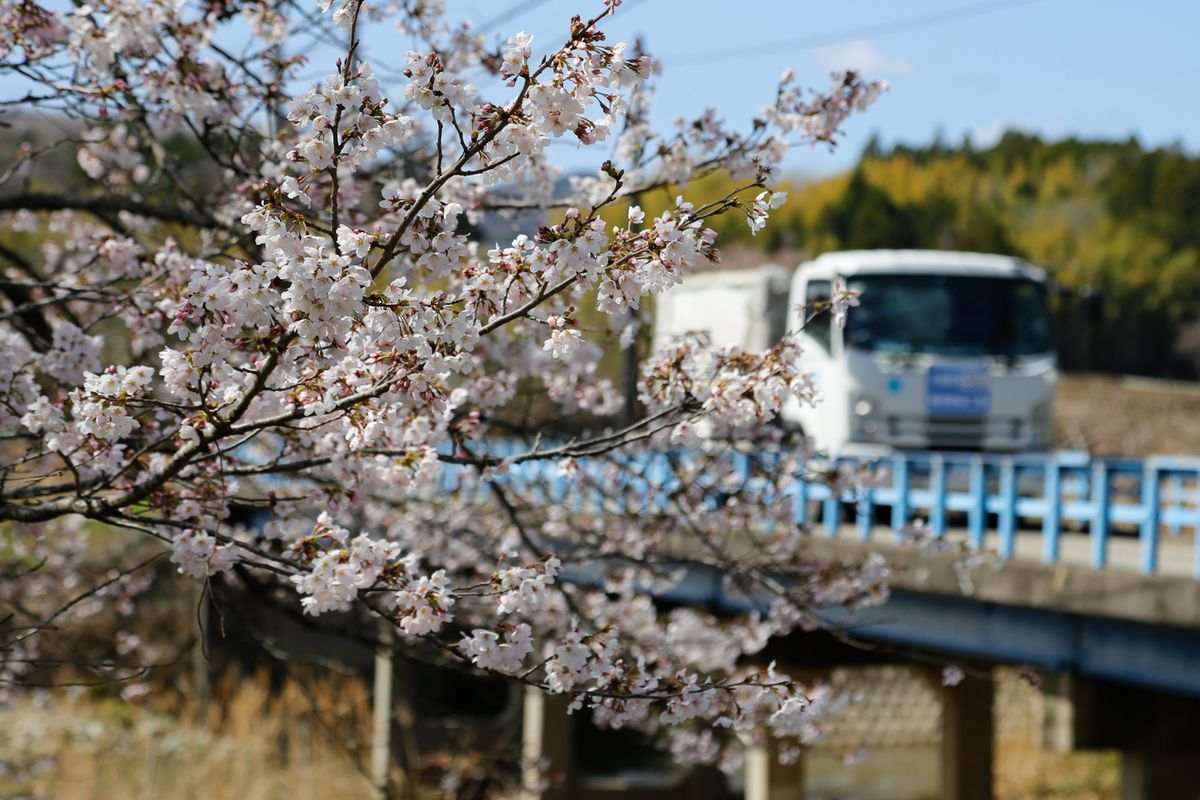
[
  {"left": 290, "top": 514, "right": 403, "bottom": 615},
  {"left": 0, "top": 0, "right": 891, "bottom": 763},
  {"left": 640, "top": 334, "right": 818, "bottom": 428}
]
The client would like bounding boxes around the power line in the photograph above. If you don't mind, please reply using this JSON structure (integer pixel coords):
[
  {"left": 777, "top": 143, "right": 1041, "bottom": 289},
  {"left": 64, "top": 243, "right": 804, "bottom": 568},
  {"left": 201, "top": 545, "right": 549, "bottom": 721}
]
[
  {"left": 480, "top": 0, "right": 649, "bottom": 36},
  {"left": 665, "top": 0, "right": 1044, "bottom": 66},
  {"left": 479, "top": 0, "right": 553, "bottom": 34}
]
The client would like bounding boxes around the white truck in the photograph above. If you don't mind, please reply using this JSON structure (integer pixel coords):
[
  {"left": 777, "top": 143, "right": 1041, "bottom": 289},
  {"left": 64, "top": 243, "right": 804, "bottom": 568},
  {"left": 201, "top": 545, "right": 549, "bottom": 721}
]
[
  {"left": 652, "top": 250, "right": 1057, "bottom": 454},
  {"left": 650, "top": 263, "right": 792, "bottom": 354}
]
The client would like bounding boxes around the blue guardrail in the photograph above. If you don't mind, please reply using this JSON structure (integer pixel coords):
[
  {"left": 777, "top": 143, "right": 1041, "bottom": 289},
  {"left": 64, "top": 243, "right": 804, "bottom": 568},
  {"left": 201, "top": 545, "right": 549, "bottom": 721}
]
[
  {"left": 794, "top": 451, "right": 1200, "bottom": 578},
  {"left": 443, "top": 444, "right": 1200, "bottom": 580}
]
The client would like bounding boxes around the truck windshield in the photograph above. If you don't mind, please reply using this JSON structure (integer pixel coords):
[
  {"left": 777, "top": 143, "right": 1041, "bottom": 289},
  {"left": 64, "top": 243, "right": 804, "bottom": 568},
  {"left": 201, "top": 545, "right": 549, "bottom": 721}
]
[{"left": 844, "top": 274, "right": 1052, "bottom": 356}]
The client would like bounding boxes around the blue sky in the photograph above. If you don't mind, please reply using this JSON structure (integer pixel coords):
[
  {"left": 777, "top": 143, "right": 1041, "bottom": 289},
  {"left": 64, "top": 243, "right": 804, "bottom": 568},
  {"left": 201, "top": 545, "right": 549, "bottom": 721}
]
[
  {"left": 438, "top": 0, "right": 1200, "bottom": 176},
  {"left": 8, "top": 1, "right": 1197, "bottom": 180}
]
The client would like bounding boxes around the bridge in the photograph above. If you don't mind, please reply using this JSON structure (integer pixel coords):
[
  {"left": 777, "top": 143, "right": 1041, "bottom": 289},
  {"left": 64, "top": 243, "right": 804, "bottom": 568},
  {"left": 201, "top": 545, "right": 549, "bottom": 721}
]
[{"left": 480, "top": 446, "right": 1200, "bottom": 800}]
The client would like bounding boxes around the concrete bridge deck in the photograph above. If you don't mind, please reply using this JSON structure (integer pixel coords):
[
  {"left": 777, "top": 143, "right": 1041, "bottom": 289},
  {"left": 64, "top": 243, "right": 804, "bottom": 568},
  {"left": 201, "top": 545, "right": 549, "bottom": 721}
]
[{"left": 814, "top": 524, "right": 1200, "bottom": 627}]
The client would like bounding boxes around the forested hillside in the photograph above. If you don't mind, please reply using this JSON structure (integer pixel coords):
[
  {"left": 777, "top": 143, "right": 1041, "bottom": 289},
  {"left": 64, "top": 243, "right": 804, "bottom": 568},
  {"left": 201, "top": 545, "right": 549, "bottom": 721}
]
[
  {"left": 5, "top": 120, "right": 1200, "bottom": 375},
  {"left": 630, "top": 132, "right": 1200, "bottom": 377}
]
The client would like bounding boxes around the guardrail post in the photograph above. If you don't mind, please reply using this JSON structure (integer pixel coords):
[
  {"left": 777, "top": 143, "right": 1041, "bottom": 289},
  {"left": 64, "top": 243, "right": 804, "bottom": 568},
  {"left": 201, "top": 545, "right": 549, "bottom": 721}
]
[
  {"left": 823, "top": 488, "right": 841, "bottom": 538},
  {"left": 823, "top": 460, "right": 841, "bottom": 539},
  {"left": 892, "top": 456, "right": 910, "bottom": 543},
  {"left": 857, "top": 483, "right": 874, "bottom": 542},
  {"left": 998, "top": 459, "right": 1016, "bottom": 560},
  {"left": 590, "top": 459, "right": 606, "bottom": 516},
  {"left": 1168, "top": 473, "right": 1184, "bottom": 536},
  {"left": 441, "top": 458, "right": 459, "bottom": 493},
  {"left": 1090, "top": 460, "right": 1110, "bottom": 569},
  {"left": 1043, "top": 460, "right": 1062, "bottom": 564},
  {"left": 648, "top": 452, "right": 665, "bottom": 513},
  {"left": 1140, "top": 465, "right": 1161, "bottom": 574},
  {"left": 792, "top": 472, "right": 808, "bottom": 526},
  {"left": 1190, "top": 479, "right": 1200, "bottom": 578},
  {"left": 930, "top": 455, "right": 947, "bottom": 538},
  {"left": 968, "top": 458, "right": 987, "bottom": 550},
  {"left": 734, "top": 449, "right": 751, "bottom": 485},
  {"left": 1193, "top": 469, "right": 1200, "bottom": 580}
]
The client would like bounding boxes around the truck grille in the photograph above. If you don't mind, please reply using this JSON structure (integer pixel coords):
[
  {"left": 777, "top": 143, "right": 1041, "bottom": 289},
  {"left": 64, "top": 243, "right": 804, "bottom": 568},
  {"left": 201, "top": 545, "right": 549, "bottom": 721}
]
[{"left": 884, "top": 415, "right": 1025, "bottom": 450}]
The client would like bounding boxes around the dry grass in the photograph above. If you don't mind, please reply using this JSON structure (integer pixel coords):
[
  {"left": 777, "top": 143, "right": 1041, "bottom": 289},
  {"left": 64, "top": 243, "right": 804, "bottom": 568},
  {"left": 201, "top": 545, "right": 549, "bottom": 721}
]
[
  {"left": 1055, "top": 373, "right": 1200, "bottom": 456},
  {"left": 2, "top": 671, "right": 380, "bottom": 800},
  {"left": 995, "top": 738, "right": 1120, "bottom": 800},
  {"left": 3, "top": 666, "right": 1125, "bottom": 800},
  {"left": 992, "top": 668, "right": 1120, "bottom": 800}
]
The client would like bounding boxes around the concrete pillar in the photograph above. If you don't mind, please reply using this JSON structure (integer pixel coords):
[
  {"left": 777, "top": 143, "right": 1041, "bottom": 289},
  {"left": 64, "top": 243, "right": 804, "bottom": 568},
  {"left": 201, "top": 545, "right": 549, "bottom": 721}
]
[
  {"left": 1039, "top": 672, "right": 1079, "bottom": 753},
  {"left": 940, "top": 667, "right": 994, "bottom": 800},
  {"left": 371, "top": 621, "right": 394, "bottom": 799},
  {"left": 744, "top": 737, "right": 805, "bottom": 800},
  {"left": 1121, "top": 750, "right": 1199, "bottom": 800},
  {"left": 521, "top": 686, "right": 574, "bottom": 800}
]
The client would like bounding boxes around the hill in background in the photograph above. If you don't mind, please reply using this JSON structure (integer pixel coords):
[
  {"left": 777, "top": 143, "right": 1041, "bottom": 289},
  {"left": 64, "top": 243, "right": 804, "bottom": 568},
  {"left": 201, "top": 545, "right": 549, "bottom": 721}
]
[{"left": 5, "top": 116, "right": 1200, "bottom": 377}]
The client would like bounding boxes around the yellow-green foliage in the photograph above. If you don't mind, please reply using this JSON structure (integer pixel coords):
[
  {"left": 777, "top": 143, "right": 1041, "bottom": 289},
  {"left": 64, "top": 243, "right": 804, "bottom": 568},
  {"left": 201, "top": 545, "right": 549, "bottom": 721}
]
[{"left": 653, "top": 133, "right": 1200, "bottom": 324}]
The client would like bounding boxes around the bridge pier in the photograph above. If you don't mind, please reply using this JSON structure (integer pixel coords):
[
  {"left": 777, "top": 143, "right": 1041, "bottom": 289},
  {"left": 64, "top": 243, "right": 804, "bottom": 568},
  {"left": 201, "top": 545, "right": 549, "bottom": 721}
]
[
  {"left": 939, "top": 666, "right": 994, "bottom": 800},
  {"left": 521, "top": 686, "right": 575, "bottom": 800},
  {"left": 1121, "top": 750, "right": 1198, "bottom": 800},
  {"left": 1041, "top": 675, "right": 1200, "bottom": 800},
  {"left": 744, "top": 736, "right": 805, "bottom": 800}
]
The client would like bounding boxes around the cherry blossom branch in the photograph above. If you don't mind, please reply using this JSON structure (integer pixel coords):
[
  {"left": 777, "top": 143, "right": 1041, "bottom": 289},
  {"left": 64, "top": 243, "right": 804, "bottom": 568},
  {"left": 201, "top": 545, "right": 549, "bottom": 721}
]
[{"left": 0, "top": 192, "right": 220, "bottom": 228}]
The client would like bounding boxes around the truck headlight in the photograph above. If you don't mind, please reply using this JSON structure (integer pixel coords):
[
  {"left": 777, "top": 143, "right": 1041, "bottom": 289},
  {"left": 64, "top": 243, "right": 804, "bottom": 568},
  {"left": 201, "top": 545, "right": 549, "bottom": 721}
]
[{"left": 851, "top": 396, "right": 880, "bottom": 441}]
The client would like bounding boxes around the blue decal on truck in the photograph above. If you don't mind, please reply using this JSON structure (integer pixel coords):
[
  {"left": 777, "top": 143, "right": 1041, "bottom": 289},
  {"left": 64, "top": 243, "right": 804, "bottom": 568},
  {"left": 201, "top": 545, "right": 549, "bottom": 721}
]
[{"left": 927, "top": 364, "right": 990, "bottom": 417}]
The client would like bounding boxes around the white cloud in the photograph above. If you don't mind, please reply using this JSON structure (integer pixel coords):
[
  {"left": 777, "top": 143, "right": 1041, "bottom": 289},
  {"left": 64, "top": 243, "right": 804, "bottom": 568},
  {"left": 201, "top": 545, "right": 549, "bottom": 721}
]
[{"left": 811, "top": 38, "right": 913, "bottom": 76}]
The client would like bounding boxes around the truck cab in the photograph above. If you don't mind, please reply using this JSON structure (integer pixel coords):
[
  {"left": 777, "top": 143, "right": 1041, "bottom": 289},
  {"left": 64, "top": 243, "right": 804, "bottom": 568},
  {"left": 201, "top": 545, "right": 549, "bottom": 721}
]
[{"left": 780, "top": 250, "right": 1057, "bottom": 454}]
